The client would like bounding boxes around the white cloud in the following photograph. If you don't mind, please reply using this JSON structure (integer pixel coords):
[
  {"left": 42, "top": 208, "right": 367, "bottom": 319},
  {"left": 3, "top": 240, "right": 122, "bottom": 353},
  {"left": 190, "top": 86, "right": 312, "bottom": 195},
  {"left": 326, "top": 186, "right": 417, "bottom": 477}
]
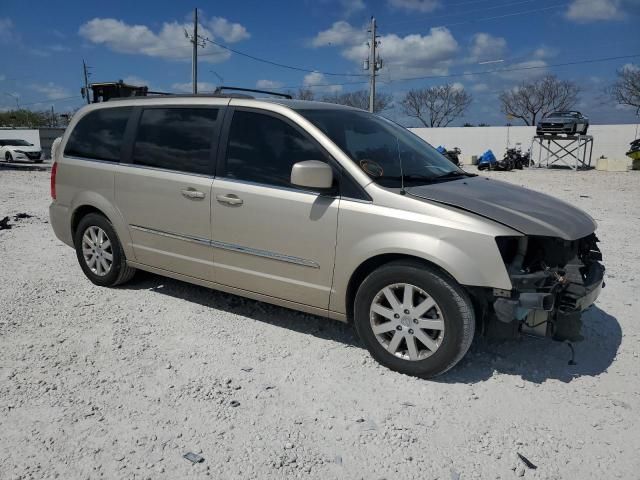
[
  {"left": 451, "top": 82, "right": 465, "bottom": 91},
  {"left": 79, "top": 16, "right": 249, "bottom": 63},
  {"left": 388, "top": 0, "right": 440, "bottom": 12},
  {"left": 340, "top": 0, "right": 366, "bottom": 16},
  {"left": 343, "top": 27, "right": 459, "bottom": 77},
  {"left": 566, "top": 0, "right": 622, "bottom": 22},
  {"left": 532, "top": 46, "right": 557, "bottom": 59},
  {"left": 311, "top": 21, "right": 366, "bottom": 47},
  {"left": 0, "top": 17, "right": 13, "bottom": 42},
  {"left": 256, "top": 79, "right": 283, "bottom": 89},
  {"left": 30, "top": 82, "right": 72, "bottom": 100},
  {"left": 497, "top": 59, "right": 548, "bottom": 81},
  {"left": 208, "top": 17, "right": 250, "bottom": 43},
  {"left": 469, "top": 33, "right": 506, "bottom": 63},
  {"left": 123, "top": 75, "right": 150, "bottom": 87},
  {"left": 171, "top": 81, "right": 218, "bottom": 93},
  {"left": 471, "top": 83, "right": 489, "bottom": 92},
  {"left": 303, "top": 72, "right": 343, "bottom": 93}
]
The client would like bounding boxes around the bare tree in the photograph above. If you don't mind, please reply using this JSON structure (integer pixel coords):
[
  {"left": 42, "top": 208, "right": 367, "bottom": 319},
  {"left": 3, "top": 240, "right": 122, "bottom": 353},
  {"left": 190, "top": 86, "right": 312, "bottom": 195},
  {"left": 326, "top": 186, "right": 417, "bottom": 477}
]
[
  {"left": 608, "top": 66, "right": 640, "bottom": 110},
  {"left": 321, "top": 89, "right": 393, "bottom": 112},
  {"left": 400, "top": 84, "right": 473, "bottom": 127},
  {"left": 286, "top": 88, "right": 315, "bottom": 100},
  {"left": 499, "top": 75, "right": 580, "bottom": 126}
]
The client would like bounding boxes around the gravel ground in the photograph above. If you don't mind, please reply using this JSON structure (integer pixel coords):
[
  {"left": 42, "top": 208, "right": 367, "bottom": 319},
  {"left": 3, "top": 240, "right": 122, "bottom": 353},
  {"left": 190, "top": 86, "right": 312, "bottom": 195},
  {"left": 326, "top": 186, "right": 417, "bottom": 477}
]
[{"left": 1, "top": 167, "right": 639, "bottom": 479}]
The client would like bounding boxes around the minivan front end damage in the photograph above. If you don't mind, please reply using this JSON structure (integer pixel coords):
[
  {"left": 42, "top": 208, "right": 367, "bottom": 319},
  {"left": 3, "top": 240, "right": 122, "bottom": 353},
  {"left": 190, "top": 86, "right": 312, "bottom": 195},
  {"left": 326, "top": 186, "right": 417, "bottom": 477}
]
[{"left": 482, "top": 234, "right": 604, "bottom": 341}]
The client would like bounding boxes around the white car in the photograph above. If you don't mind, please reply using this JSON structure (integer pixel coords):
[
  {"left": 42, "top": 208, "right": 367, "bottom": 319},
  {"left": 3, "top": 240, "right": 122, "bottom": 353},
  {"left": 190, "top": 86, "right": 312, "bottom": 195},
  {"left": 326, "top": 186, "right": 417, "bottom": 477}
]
[{"left": 0, "top": 139, "right": 42, "bottom": 163}]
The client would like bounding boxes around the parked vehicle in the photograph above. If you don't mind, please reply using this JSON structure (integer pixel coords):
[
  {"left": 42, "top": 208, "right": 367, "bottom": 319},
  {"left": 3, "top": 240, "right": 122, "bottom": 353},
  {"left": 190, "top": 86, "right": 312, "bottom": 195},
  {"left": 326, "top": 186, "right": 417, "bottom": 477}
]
[
  {"left": 49, "top": 93, "right": 605, "bottom": 378},
  {"left": 536, "top": 111, "right": 589, "bottom": 136},
  {"left": 0, "top": 139, "right": 42, "bottom": 163},
  {"left": 436, "top": 145, "right": 462, "bottom": 166}
]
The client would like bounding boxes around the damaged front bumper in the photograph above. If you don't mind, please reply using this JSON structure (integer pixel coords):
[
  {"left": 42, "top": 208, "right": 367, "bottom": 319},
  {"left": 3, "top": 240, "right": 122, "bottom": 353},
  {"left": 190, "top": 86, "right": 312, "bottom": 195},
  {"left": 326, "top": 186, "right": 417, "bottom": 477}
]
[{"left": 488, "top": 234, "right": 605, "bottom": 341}]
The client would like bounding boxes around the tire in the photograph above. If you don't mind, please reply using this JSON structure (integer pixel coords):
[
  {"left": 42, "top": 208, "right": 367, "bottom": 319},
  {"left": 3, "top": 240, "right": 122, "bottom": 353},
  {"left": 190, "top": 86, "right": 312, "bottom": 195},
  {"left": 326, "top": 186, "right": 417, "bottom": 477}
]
[
  {"left": 5, "top": 152, "right": 12, "bottom": 162},
  {"left": 74, "top": 213, "right": 136, "bottom": 287},
  {"left": 353, "top": 260, "right": 475, "bottom": 378}
]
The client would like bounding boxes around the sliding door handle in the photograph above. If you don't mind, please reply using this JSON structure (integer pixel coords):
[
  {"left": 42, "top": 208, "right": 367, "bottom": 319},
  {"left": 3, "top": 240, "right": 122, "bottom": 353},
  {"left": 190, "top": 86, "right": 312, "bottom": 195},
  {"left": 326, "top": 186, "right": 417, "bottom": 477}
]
[
  {"left": 181, "top": 188, "right": 205, "bottom": 199},
  {"left": 216, "top": 194, "right": 243, "bottom": 206}
]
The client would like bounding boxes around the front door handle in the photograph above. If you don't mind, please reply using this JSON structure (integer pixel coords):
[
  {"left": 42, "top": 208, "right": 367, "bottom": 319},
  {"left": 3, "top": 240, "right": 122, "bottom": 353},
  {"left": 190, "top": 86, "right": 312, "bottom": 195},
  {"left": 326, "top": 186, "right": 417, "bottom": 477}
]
[
  {"left": 216, "top": 194, "right": 243, "bottom": 206},
  {"left": 181, "top": 188, "right": 205, "bottom": 199}
]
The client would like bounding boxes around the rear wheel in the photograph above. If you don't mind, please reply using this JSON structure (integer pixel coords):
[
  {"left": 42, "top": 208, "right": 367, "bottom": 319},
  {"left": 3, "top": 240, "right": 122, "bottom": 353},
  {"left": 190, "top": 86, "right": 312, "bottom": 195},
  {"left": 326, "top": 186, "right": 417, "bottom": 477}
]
[
  {"left": 74, "top": 213, "right": 136, "bottom": 287},
  {"left": 354, "top": 261, "right": 475, "bottom": 378}
]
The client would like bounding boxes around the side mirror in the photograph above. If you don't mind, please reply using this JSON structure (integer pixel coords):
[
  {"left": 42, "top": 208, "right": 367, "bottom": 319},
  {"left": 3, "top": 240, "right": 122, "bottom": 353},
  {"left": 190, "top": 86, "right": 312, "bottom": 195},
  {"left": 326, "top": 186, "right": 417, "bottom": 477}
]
[{"left": 290, "top": 160, "right": 333, "bottom": 189}]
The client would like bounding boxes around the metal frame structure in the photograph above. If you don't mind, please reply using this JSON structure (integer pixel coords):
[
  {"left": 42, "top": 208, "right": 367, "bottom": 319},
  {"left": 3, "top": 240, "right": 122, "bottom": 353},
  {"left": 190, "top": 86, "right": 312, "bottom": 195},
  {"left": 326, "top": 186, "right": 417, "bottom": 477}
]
[{"left": 531, "top": 134, "right": 594, "bottom": 170}]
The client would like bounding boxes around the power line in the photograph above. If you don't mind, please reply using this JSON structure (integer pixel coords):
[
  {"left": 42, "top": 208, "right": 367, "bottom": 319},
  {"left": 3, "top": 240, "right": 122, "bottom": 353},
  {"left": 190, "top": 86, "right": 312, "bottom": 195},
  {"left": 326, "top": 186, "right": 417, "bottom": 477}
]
[
  {"left": 384, "top": 0, "right": 543, "bottom": 28},
  {"left": 276, "top": 53, "right": 640, "bottom": 90},
  {"left": 17, "top": 95, "right": 83, "bottom": 107},
  {"left": 198, "top": 36, "right": 368, "bottom": 77}
]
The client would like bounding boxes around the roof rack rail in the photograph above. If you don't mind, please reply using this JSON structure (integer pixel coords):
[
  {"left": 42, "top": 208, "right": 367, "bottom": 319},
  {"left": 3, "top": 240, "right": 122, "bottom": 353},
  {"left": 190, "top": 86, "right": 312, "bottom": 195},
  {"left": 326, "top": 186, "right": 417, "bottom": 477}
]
[{"left": 213, "top": 86, "right": 292, "bottom": 99}]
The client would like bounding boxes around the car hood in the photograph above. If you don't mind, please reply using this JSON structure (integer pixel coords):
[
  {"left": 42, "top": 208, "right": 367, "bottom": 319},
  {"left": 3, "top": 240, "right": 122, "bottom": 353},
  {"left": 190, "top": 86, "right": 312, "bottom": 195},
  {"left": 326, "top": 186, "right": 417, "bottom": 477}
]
[{"left": 406, "top": 176, "right": 596, "bottom": 240}]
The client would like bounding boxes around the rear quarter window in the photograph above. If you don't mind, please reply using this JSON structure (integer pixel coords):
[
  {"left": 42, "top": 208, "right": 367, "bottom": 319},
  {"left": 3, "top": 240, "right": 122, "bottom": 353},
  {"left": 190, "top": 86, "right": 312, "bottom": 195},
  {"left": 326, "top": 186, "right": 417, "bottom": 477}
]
[{"left": 64, "top": 107, "right": 132, "bottom": 161}]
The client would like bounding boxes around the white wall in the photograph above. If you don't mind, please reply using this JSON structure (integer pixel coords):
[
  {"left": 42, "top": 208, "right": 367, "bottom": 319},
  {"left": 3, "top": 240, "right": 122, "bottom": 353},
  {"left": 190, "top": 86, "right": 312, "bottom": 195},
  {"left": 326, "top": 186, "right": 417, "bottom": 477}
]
[
  {"left": 410, "top": 124, "right": 638, "bottom": 164},
  {"left": 0, "top": 129, "right": 41, "bottom": 149}
]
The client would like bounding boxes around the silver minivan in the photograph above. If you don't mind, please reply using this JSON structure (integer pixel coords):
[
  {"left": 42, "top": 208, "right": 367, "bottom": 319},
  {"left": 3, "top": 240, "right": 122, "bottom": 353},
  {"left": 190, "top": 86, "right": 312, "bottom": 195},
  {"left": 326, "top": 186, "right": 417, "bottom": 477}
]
[{"left": 49, "top": 94, "right": 605, "bottom": 378}]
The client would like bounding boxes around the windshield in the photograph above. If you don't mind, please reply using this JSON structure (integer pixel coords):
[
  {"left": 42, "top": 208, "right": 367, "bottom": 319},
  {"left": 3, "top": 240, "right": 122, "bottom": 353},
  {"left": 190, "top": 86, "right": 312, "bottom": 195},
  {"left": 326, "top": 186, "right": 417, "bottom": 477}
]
[
  {"left": 0, "top": 139, "right": 33, "bottom": 146},
  {"left": 547, "top": 112, "right": 578, "bottom": 118},
  {"left": 298, "top": 109, "right": 460, "bottom": 187}
]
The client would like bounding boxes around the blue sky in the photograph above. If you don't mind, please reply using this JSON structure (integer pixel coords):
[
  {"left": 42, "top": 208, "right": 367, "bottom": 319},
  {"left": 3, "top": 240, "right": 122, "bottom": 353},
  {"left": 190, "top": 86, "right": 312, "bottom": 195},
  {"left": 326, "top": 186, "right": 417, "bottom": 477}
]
[{"left": 1, "top": 0, "right": 639, "bottom": 125}]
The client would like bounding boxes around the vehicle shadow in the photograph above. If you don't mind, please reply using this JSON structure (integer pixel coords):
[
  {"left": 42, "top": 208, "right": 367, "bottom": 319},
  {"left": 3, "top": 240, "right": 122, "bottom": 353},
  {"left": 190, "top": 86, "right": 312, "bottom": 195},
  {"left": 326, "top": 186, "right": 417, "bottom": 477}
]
[
  {"left": 124, "top": 271, "right": 362, "bottom": 348},
  {"left": 0, "top": 159, "right": 50, "bottom": 171},
  {"left": 443, "top": 306, "right": 621, "bottom": 384},
  {"left": 124, "top": 273, "right": 620, "bottom": 383}
]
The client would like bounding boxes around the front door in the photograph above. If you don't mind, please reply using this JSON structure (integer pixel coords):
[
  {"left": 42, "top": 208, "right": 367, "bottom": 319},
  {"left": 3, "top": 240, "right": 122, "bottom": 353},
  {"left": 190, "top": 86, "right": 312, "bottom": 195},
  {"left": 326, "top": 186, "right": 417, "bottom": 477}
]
[
  {"left": 115, "top": 106, "right": 222, "bottom": 281},
  {"left": 211, "top": 108, "right": 339, "bottom": 309}
]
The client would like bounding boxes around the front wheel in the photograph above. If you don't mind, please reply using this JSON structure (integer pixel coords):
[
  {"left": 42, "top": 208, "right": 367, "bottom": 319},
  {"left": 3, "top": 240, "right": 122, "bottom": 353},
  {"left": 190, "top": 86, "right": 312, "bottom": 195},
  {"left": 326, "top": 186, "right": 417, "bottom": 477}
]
[
  {"left": 74, "top": 213, "right": 136, "bottom": 287},
  {"left": 354, "top": 261, "right": 475, "bottom": 378}
]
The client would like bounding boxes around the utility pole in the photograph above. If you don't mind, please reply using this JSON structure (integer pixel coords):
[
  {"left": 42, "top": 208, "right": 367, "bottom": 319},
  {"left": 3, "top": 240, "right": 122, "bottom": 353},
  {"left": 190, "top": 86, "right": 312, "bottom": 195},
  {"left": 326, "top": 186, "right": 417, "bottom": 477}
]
[
  {"left": 366, "top": 17, "right": 382, "bottom": 113},
  {"left": 184, "top": 8, "right": 204, "bottom": 94},
  {"left": 82, "top": 59, "right": 90, "bottom": 104},
  {"left": 192, "top": 8, "right": 198, "bottom": 94}
]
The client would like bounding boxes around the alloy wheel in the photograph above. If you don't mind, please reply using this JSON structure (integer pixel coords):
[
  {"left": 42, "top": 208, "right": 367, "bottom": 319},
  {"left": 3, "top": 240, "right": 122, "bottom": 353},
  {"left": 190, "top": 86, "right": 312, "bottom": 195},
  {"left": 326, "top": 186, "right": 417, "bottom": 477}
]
[
  {"left": 369, "top": 283, "right": 445, "bottom": 361},
  {"left": 81, "top": 226, "right": 113, "bottom": 276}
]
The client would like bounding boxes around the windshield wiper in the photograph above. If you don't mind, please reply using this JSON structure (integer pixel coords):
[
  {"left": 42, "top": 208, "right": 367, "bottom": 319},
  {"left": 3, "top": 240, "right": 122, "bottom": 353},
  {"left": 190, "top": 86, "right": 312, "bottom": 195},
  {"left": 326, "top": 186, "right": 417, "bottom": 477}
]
[{"left": 433, "top": 170, "right": 477, "bottom": 180}]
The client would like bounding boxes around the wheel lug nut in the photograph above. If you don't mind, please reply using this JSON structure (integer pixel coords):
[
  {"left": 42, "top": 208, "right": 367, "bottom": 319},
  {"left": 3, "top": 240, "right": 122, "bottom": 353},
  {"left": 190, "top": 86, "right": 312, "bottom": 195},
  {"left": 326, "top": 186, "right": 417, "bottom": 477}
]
[
  {"left": 413, "top": 319, "right": 418, "bottom": 324},
  {"left": 396, "top": 325, "right": 402, "bottom": 331},
  {"left": 404, "top": 309, "right": 410, "bottom": 314},
  {"left": 394, "top": 314, "right": 400, "bottom": 319},
  {"left": 408, "top": 329, "right": 414, "bottom": 334}
]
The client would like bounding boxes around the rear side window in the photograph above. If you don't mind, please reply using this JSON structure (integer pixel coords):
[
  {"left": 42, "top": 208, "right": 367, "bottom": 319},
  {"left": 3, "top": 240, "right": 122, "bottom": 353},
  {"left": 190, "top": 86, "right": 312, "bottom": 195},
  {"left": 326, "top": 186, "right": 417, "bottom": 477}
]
[
  {"left": 132, "top": 108, "right": 219, "bottom": 175},
  {"left": 224, "top": 110, "right": 327, "bottom": 188},
  {"left": 64, "top": 107, "right": 132, "bottom": 161}
]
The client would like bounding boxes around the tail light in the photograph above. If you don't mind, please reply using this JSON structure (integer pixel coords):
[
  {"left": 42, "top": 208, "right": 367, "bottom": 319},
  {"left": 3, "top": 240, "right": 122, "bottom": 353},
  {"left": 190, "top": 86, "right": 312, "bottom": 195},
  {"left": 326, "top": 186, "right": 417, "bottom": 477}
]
[{"left": 50, "top": 162, "right": 58, "bottom": 199}]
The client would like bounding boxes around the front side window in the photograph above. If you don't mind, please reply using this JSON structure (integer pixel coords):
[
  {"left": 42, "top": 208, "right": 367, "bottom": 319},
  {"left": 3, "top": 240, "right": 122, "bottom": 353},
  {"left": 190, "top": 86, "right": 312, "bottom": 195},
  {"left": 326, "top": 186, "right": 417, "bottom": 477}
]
[
  {"left": 224, "top": 110, "right": 327, "bottom": 188},
  {"left": 64, "top": 107, "right": 132, "bottom": 161},
  {"left": 132, "top": 108, "right": 219, "bottom": 175},
  {"left": 299, "top": 109, "right": 461, "bottom": 187}
]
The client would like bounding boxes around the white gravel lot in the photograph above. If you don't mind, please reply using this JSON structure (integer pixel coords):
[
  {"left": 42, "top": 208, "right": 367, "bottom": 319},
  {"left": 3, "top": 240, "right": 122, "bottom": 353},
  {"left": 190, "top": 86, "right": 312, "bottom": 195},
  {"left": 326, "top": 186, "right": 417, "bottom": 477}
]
[{"left": 1, "top": 166, "right": 639, "bottom": 480}]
